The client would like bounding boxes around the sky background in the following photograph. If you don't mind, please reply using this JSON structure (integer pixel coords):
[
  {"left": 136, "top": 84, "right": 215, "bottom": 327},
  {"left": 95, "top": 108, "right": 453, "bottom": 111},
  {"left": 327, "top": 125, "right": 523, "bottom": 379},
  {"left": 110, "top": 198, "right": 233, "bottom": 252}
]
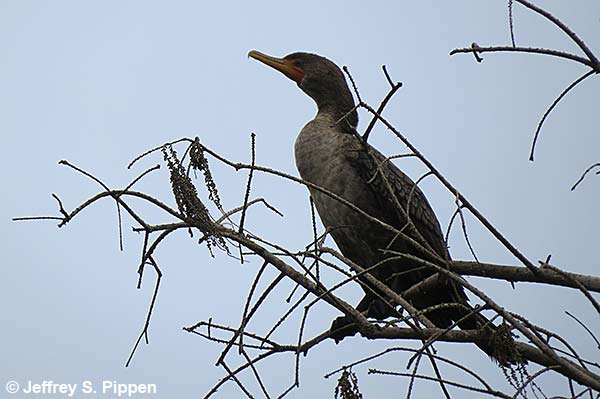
[{"left": 2, "top": 0, "right": 599, "bottom": 398}]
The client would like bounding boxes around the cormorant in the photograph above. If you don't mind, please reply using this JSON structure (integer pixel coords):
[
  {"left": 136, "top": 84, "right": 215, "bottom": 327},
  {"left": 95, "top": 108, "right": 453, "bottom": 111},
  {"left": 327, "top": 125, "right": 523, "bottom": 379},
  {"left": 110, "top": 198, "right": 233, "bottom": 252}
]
[{"left": 248, "top": 50, "right": 495, "bottom": 355}]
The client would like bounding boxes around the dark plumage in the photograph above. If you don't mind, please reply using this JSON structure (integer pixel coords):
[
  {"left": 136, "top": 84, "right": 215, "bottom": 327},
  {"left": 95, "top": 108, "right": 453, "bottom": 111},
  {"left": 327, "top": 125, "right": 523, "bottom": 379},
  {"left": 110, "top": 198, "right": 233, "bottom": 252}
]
[{"left": 249, "top": 50, "right": 495, "bottom": 356}]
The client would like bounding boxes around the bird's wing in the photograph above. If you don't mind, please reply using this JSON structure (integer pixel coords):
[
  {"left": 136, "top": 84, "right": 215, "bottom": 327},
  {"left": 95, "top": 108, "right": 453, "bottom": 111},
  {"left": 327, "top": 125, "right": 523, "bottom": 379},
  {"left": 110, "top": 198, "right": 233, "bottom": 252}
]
[{"left": 345, "top": 136, "right": 450, "bottom": 261}]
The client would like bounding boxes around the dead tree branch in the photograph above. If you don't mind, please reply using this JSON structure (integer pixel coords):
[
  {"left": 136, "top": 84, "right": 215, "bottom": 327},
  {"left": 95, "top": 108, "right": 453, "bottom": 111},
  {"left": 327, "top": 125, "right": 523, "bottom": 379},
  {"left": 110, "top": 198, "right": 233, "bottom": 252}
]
[
  {"left": 13, "top": 3, "right": 599, "bottom": 396},
  {"left": 450, "top": 0, "right": 599, "bottom": 166}
]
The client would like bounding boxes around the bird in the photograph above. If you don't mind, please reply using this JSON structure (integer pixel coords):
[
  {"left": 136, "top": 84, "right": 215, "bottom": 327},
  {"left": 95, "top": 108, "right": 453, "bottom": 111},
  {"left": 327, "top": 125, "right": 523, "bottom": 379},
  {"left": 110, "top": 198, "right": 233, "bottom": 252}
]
[{"left": 248, "top": 50, "right": 500, "bottom": 360}]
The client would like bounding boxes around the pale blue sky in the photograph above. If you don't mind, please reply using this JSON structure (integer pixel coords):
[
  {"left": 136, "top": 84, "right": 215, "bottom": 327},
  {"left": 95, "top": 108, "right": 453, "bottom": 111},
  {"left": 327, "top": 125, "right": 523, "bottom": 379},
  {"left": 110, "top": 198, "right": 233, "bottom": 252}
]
[{"left": 2, "top": 1, "right": 599, "bottom": 397}]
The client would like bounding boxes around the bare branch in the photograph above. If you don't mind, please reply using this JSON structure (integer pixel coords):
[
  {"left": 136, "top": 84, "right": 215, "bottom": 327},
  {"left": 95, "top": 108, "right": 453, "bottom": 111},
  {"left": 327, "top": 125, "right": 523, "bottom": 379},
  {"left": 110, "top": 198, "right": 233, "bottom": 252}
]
[
  {"left": 358, "top": 101, "right": 538, "bottom": 273},
  {"left": 449, "top": 260, "right": 600, "bottom": 293},
  {"left": 508, "top": 0, "right": 516, "bottom": 47},
  {"left": 530, "top": 70, "right": 596, "bottom": 161},
  {"left": 541, "top": 263, "right": 600, "bottom": 314},
  {"left": 450, "top": 46, "right": 597, "bottom": 70},
  {"left": 126, "top": 257, "right": 162, "bottom": 367},
  {"left": 18, "top": 9, "right": 600, "bottom": 394},
  {"left": 572, "top": 163, "right": 600, "bottom": 191},
  {"left": 565, "top": 311, "right": 600, "bottom": 350},
  {"left": 239, "top": 132, "right": 256, "bottom": 235},
  {"left": 369, "top": 369, "right": 512, "bottom": 399},
  {"left": 362, "top": 65, "right": 402, "bottom": 142},
  {"left": 513, "top": 0, "right": 600, "bottom": 67}
]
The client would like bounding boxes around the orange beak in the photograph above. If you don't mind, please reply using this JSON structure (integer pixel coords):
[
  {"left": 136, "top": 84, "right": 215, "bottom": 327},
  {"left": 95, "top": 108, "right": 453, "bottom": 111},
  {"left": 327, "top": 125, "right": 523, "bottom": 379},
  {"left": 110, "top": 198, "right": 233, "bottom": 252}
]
[{"left": 248, "top": 50, "right": 305, "bottom": 84}]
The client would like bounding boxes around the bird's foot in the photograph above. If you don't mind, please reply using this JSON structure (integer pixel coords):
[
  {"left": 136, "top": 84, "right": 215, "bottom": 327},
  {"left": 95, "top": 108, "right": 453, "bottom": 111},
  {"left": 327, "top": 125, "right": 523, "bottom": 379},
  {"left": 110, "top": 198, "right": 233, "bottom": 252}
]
[
  {"left": 328, "top": 299, "right": 397, "bottom": 344},
  {"left": 329, "top": 316, "right": 359, "bottom": 344}
]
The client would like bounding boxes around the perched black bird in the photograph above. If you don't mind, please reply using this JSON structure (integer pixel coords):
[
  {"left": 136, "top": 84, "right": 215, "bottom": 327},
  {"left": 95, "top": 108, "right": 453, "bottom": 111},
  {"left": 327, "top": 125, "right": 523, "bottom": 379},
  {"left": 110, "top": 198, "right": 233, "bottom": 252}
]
[{"left": 249, "top": 50, "right": 496, "bottom": 356}]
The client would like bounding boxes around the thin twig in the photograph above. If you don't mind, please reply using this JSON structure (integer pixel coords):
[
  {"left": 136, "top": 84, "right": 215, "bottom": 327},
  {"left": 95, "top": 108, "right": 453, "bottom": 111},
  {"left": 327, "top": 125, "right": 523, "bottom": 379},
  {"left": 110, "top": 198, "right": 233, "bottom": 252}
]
[
  {"left": 125, "top": 257, "right": 162, "bottom": 367},
  {"left": 342, "top": 65, "right": 362, "bottom": 103},
  {"left": 456, "top": 202, "right": 479, "bottom": 262},
  {"left": 238, "top": 260, "right": 269, "bottom": 353},
  {"left": 218, "top": 271, "right": 285, "bottom": 365},
  {"left": 385, "top": 251, "right": 600, "bottom": 389},
  {"left": 325, "top": 346, "right": 494, "bottom": 391},
  {"left": 128, "top": 137, "right": 193, "bottom": 169},
  {"left": 201, "top": 142, "right": 440, "bottom": 264},
  {"left": 541, "top": 263, "right": 600, "bottom": 315},
  {"left": 362, "top": 65, "right": 402, "bottom": 142},
  {"left": 508, "top": 0, "right": 516, "bottom": 47},
  {"left": 514, "top": 0, "right": 600, "bottom": 67},
  {"left": 124, "top": 164, "right": 161, "bottom": 192},
  {"left": 571, "top": 162, "right": 600, "bottom": 191},
  {"left": 12, "top": 215, "right": 64, "bottom": 222},
  {"left": 370, "top": 369, "right": 511, "bottom": 399},
  {"left": 218, "top": 361, "right": 255, "bottom": 399},
  {"left": 529, "top": 70, "right": 595, "bottom": 161},
  {"left": 426, "top": 348, "right": 452, "bottom": 399},
  {"left": 59, "top": 160, "right": 110, "bottom": 191},
  {"left": 510, "top": 366, "right": 559, "bottom": 399},
  {"left": 240, "top": 350, "right": 271, "bottom": 399},
  {"left": 450, "top": 46, "right": 596, "bottom": 69},
  {"left": 359, "top": 101, "right": 538, "bottom": 273},
  {"left": 136, "top": 231, "right": 150, "bottom": 288},
  {"left": 263, "top": 290, "right": 310, "bottom": 347},
  {"left": 52, "top": 193, "right": 69, "bottom": 218},
  {"left": 565, "top": 311, "right": 600, "bottom": 350},
  {"left": 239, "top": 133, "right": 256, "bottom": 235},
  {"left": 471, "top": 42, "right": 484, "bottom": 63},
  {"left": 309, "top": 196, "right": 320, "bottom": 280}
]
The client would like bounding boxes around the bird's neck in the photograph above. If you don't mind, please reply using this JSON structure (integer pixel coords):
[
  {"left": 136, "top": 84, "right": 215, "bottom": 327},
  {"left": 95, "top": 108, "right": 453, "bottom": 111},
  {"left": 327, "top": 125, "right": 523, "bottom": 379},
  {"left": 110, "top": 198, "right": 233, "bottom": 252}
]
[{"left": 316, "top": 99, "right": 358, "bottom": 134}]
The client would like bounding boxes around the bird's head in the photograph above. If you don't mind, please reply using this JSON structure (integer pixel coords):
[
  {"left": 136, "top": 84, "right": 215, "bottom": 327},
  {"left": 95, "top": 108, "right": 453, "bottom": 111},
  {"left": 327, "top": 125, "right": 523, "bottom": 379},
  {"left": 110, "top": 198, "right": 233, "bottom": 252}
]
[{"left": 249, "top": 50, "right": 358, "bottom": 130}]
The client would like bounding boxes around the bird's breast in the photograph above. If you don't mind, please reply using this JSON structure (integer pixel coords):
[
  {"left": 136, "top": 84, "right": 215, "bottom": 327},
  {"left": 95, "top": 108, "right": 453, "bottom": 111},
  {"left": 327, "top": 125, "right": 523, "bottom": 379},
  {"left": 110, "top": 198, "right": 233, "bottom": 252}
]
[
  {"left": 295, "top": 121, "right": 392, "bottom": 274},
  {"left": 294, "top": 117, "right": 363, "bottom": 204}
]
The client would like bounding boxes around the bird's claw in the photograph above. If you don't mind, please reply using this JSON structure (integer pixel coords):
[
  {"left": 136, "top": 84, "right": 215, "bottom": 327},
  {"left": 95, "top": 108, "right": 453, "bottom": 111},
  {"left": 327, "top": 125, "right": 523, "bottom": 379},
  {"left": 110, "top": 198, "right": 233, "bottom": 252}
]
[{"left": 329, "top": 316, "right": 359, "bottom": 343}]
